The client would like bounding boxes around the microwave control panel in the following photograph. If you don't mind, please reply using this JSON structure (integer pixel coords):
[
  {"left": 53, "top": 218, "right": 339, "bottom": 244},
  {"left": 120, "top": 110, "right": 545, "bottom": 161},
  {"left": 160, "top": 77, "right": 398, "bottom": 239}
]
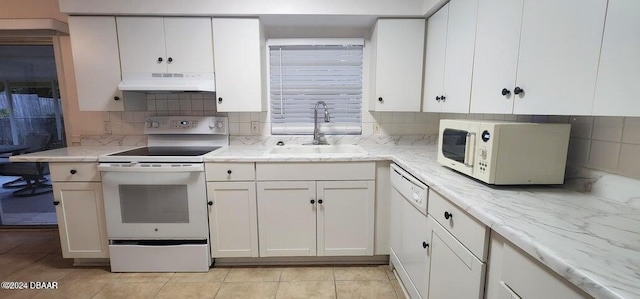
[{"left": 474, "top": 125, "right": 496, "bottom": 180}]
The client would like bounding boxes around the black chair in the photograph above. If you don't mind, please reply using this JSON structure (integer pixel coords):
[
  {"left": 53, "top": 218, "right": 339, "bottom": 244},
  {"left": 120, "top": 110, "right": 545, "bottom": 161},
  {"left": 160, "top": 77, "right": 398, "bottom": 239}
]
[{"left": 0, "top": 133, "right": 52, "bottom": 197}]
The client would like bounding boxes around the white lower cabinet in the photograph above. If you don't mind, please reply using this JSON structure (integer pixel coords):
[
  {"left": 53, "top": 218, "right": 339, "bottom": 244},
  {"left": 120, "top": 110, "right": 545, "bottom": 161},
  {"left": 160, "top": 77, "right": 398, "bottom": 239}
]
[
  {"left": 207, "top": 182, "right": 258, "bottom": 258},
  {"left": 50, "top": 163, "right": 108, "bottom": 259},
  {"left": 257, "top": 180, "right": 375, "bottom": 257},
  {"left": 426, "top": 216, "right": 485, "bottom": 299},
  {"left": 257, "top": 181, "right": 317, "bottom": 257},
  {"left": 53, "top": 182, "right": 109, "bottom": 258},
  {"left": 392, "top": 184, "right": 488, "bottom": 299},
  {"left": 485, "top": 233, "right": 591, "bottom": 299},
  {"left": 317, "top": 181, "right": 375, "bottom": 256}
]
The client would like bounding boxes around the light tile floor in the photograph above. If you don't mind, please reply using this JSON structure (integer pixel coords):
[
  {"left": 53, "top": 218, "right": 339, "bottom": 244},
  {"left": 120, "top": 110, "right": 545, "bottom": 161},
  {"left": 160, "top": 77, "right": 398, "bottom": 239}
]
[{"left": 0, "top": 229, "right": 407, "bottom": 299}]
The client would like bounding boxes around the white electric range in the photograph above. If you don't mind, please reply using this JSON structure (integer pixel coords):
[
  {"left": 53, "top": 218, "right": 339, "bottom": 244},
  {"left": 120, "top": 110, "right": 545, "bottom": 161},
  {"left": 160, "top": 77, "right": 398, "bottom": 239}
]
[{"left": 97, "top": 116, "right": 228, "bottom": 272}]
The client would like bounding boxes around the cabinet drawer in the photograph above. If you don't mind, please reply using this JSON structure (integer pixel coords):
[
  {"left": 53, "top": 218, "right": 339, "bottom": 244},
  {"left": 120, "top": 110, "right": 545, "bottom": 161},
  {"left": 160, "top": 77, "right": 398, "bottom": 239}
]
[
  {"left": 50, "top": 163, "right": 100, "bottom": 182},
  {"left": 501, "top": 238, "right": 589, "bottom": 299},
  {"left": 206, "top": 163, "right": 255, "bottom": 181},
  {"left": 256, "top": 162, "right": 375, "bottom": 181},
  {"left": 428, "top": 189, "right": 489, "bottom": 261}
]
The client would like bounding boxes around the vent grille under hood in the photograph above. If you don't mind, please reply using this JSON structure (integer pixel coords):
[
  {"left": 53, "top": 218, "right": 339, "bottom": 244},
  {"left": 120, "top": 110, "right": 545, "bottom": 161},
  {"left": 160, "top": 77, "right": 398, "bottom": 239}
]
[{"left": 118, "top": 72, "right": 215, "bottom": 92}]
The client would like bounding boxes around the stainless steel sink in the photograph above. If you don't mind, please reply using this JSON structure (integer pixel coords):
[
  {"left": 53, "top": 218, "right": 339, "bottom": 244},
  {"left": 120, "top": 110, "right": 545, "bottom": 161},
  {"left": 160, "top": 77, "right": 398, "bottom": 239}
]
[{"left": 267, "top": 144, "right": 367, "bottom": 155}]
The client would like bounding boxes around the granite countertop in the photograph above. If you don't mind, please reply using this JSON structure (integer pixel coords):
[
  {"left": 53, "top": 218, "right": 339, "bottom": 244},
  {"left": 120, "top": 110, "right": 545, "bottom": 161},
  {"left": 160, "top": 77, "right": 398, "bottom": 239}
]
[
  {"left": 206, "top": 144, "right": 640, "bottom": 299},
  {"left": 11, "top": 143, "right": 640, "bottom": 298}
]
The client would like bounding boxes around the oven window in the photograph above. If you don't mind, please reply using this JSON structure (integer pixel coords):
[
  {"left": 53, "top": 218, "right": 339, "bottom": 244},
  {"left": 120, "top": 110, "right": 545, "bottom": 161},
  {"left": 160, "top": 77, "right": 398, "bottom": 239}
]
[
  {"left": 442, "top": 129, "right": 468, "bottom": 163},
  {"left": 119, "top": 185, "right": 189, "bottom": 223}
]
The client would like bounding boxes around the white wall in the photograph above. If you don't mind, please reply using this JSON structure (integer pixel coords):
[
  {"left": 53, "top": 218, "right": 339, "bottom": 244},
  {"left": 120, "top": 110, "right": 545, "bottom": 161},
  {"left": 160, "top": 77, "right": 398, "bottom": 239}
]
[{"left": 0, "top": 0, "right": 67, "bottom": 21}]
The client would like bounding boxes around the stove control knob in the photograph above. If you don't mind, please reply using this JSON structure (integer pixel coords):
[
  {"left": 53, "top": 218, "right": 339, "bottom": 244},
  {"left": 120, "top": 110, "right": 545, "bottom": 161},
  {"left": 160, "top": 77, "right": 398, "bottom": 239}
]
[
  {"left": 152, "top": 121, "right": 160, "bottom": 128},
  {"left": 216, "top": 121, "right": 224, "bottom": 129},
  {"left": 145, "top": 121, "right": 152, "bottom": 128}
]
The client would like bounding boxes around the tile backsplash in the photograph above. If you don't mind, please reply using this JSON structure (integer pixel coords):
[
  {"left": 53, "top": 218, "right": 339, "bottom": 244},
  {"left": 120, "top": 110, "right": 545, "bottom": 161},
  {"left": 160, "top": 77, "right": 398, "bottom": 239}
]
[
  {"left": 101, "top": 94, "right": 640, "bottom": 179},
  {"left": 103, "top": 93, "right": 442, "bottom": 136}
]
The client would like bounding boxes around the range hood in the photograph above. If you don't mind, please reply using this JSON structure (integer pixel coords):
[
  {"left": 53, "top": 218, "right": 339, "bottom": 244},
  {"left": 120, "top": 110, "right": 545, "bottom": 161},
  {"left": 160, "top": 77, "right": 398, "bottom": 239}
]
[{"left": 118, "top": 72, "right": 215, "bottom": 92}]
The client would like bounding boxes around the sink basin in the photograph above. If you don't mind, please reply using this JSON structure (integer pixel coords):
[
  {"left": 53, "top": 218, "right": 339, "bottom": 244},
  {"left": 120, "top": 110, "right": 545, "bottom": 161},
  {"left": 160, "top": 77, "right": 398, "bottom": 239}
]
[{"left": 268, "top": 144, "right": 367, "bottom": 155}]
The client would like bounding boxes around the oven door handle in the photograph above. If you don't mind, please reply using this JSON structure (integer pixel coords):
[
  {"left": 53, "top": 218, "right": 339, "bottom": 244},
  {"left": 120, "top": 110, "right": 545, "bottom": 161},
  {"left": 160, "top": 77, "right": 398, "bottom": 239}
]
[{"left": 97, "top": 163, "right": 204, "bottom": 173}]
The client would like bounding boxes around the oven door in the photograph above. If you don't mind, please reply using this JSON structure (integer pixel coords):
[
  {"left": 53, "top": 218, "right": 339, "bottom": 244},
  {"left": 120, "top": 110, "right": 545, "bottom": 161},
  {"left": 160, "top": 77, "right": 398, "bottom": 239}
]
[
  {"left": 98, "top": 163, "right": 208, "bottom": 240},
  {"left": 437, "top": 120, "right": 478, "bottom": 176}
]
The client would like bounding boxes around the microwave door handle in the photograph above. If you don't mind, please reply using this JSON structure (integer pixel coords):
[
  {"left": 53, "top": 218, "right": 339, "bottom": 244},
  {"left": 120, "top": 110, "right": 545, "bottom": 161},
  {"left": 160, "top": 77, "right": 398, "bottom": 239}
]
[{"left": 464, "top": 132, "right": 476, "bottom": 167}]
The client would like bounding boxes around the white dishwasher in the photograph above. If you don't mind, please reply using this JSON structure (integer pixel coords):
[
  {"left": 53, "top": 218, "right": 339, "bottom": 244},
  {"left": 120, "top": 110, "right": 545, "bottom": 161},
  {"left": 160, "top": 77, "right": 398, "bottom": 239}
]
[{"left": 390, "top": 163, "right": 429, "bottom": 299}]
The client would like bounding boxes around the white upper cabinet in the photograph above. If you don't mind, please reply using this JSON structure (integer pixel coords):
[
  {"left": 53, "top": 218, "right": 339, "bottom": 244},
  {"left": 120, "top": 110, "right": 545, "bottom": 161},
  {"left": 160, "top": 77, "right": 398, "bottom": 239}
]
[
  {"left": 471, "top": 0, "right": 607, "bottom": 115},
  {"left": 513, "top": 0, "right": 607, "bottom": 115},
  {"left": 423, "top": 4, "right": 448, "bottom": 113},
  {"left": 163, "top": 18, "right": 215, "bottom": 73},
  {"left": 423, "top": 0, "right": 479, "bottom": 113},
  {"left": 470, "top": 0, "right": 524, "bottom": 114},
  {"left": 370, "top": 19, "right": 425, "bottom": 112},
  {"left": 593, "top": 0, "right": 640, "bottom": 116},
  {"left": 116, "top": 17, "right": 165, "bottom": 74},
  {"left": 212, "top": 18, "right": 265, "bottom": 112},
  {"left": 116, "top": 17, "right": 214, "bottom": 74},
  {"left": 68, "top": 16, "right": 124, "bottom": 111}
]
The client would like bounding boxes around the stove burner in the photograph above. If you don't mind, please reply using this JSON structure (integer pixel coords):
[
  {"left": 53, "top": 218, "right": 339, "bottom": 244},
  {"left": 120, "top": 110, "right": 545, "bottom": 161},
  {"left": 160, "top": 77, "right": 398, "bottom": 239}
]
[{"left": 109, "top": 146, "right": 220, "bottom": 157}]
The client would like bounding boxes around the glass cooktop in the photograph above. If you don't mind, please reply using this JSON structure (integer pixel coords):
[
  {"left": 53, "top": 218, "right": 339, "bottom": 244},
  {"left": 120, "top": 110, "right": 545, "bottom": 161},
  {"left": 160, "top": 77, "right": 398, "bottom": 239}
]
[{"left": 108, "top": 146, "right": 221, "bottom": 157}]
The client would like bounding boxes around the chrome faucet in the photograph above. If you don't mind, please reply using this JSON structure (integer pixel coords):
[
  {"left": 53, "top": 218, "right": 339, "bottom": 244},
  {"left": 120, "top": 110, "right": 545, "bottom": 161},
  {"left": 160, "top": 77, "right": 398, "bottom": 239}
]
[{"left": 312, "top": 101, "right": 330, "bottom": 145}]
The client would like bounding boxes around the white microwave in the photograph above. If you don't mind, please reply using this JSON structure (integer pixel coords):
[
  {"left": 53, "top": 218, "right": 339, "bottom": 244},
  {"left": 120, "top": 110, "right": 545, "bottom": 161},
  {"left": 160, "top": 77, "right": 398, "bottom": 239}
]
[{"left": 438, "top": 119, "right": 571, "bottom": 185}]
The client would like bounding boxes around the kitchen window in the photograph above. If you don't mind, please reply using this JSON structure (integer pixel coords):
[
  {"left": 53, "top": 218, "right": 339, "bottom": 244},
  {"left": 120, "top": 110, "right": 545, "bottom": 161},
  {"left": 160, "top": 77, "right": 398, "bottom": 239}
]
[{"left": 269, "top": 40, "right": 363, "bottom": 135}]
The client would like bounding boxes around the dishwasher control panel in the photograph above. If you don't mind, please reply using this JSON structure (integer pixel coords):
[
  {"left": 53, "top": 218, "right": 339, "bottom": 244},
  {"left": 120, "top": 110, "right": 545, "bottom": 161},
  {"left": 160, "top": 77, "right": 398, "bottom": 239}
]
[
  {"left": 390, "top": 164, "right": 429, "bottom": 216},
  {"left": 411, "top": 185, "right": 427, "bottom": 205}
]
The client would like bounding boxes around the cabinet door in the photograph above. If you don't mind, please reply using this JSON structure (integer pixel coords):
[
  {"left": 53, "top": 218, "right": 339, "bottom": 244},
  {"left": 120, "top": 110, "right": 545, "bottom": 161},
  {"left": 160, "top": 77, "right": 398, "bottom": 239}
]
[
  {"left": 593, "top": 0, "right": 640, "bottom": 116},
  {"left": 470, "top": 0, "right": 524, "bottom": 114},
  {"left": 53, "top": 182, "right": 109, "bottom": 258},
  {"left": 257, "top": 181, "right": 316, "bottom": 257},
  {"left": 117, "top": 17, "right": 167, "bottom": 74},
  {"left": 426, "top": 216, "right": 485, "bottom": 299},
  {"left": 317, "top": 181, "right": 374, "bottom": 256},
  {"left": 422, "top": 4, "right": 448, "bottom": 112},
  {"left": 441, "top": 0, "right": 478, "bottom": 113},
  {"left": 68, "top": 16, "right": 123, "bottom": 111},
  {"left": 372, "top": 19, "right": 425, "bottom": 112},
  {"left": 212, "top": 18, "right": 264, "bottom": 112},
  {"left": 514, "top": 0, "right": 607, "bottom": 115},
  {"left": 164, "top": 18, "right": 214, "bottom": 74},
  {"left": 207, "top": 182, "right": 258, "bottom": 258}
]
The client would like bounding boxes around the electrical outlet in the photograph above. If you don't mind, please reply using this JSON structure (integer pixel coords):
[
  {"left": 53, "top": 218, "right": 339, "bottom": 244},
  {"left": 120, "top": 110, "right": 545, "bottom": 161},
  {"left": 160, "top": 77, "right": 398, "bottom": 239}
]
[
  {"left": 373, "top": 123, "right": 380, "bottom": 134},
  {"left": 251, "top": 121, "right": 260, "bottom": 134}
]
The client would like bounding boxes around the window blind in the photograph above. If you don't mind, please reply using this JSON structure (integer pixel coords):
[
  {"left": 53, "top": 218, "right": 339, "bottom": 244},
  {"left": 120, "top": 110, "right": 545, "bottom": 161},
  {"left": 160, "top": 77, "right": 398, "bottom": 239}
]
[{"left": 269, "top": 45, "right": 363, "bottom": 135}]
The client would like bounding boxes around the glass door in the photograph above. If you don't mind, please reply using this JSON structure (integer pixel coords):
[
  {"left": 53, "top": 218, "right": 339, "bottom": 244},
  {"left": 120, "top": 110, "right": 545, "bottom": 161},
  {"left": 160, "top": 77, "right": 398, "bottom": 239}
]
[{"left": 0, "top": 45, "right": 66, "bottom": 226}]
